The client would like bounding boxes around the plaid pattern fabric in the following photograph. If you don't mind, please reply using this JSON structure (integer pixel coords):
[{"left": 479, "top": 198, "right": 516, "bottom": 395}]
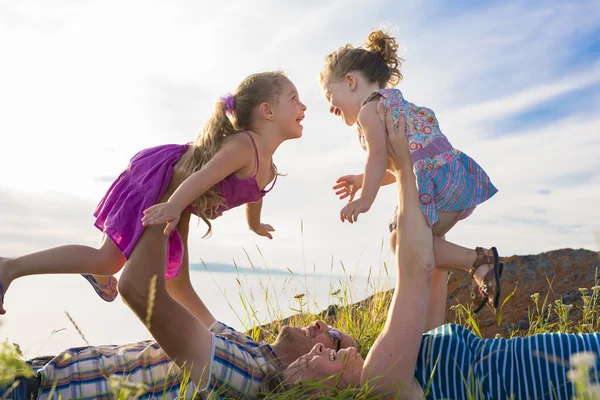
[
  {"left": 37, "top": 321, "right": 280, "bottom": 399},
  {"left": 206, "top": 322, "right": 281, "bottom": 399},
  {"left": 37, "top": 340, "right": 193, "bottom": 399},
  {"left": 388, "top": 151, "right": 497, "bottom": 231}
]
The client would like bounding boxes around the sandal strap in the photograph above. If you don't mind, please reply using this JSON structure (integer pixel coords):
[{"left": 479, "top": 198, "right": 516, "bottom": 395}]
[
  {"left": 467, "top": 247, "right": 495, "bottom": 278},
  {"left": 481, "top": 268, "right": 497, "bottom": 295},
  {"left": 475, "top": 267, "right": 498, "bottom": 299}
]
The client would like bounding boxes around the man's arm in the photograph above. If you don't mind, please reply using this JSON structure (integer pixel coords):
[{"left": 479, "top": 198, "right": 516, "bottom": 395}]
[
  {"left": 424, "top": 269, "right": 449, "bottom": 332},
  {"left": 165, "top": 211, "right": 217, "bottom": 328},
  {"left": 361, "top": 103, "right": 432, "bottom": 399},
  {"left": 119, "top": 222, "right": 215, "bottom": 390}
]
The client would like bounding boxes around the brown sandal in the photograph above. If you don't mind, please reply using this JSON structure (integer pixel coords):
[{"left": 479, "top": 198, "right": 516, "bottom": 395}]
[{"left": 468, "top": 247, "right": 502, "bottom": 313}]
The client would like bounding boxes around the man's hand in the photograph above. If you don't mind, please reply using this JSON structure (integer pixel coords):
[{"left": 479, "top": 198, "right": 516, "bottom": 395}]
[
  {"left": 142, "top": 202, "right": 182, "bottom": 236},
  {"left": 340, "top": 198, "right": 371, "bottom": 223},
  {"left": 375, "top": 100, "right": 411, "bottom": 171},
  {"left": 333, "top": 174, "right": 363, "bottom": 202},
  {"left": 251, "top": 223, "right": 275, "bottom": 239}
]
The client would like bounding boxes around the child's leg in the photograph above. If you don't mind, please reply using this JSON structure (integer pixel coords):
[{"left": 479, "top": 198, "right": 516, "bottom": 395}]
[
  {"left": 390, "top": 229, "right": 480, "bottom": 273},
  {"left": 0, "top": 234, "right": 125, "bottom": 313},
  {"left": 430, "top": 211, "right": 501, "bottom": 306},
  {"left": 431, "top": 210, "right": 462, "bottom": 237},
  {"left": 81, "top": 234, "right": 121, "bottom": 302},
  {"left": 389, "top": 212, "right": 501, "bottom": 308}
]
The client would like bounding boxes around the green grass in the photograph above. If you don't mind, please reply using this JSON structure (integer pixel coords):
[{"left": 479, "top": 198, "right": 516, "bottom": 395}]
[{"left": 2, "top": 256, "right": 600, "bottom": 399}]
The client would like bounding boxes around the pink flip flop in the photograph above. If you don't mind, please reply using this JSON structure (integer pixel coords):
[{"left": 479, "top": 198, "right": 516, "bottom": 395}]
[{"left": 81, "top": 274, "right": 118, "bottom": 302}]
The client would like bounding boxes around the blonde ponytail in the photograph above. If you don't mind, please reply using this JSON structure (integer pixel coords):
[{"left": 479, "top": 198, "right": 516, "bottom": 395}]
[{"left": 178, "top": 72, "right": 287, "bottom": 237}]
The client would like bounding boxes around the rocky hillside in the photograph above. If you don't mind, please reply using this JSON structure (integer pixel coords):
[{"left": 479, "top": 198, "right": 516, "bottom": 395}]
[
  {"left": 446, "top": 248, "right": 599, "bottom": 337},
  {"left": 258, "top": 249, "right": 599, "bottom": 338}
]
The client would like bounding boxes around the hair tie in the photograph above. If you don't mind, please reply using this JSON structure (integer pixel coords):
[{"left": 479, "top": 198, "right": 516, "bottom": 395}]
[{"left": 220, "top": 93, "right": 236, "bottom": 116}]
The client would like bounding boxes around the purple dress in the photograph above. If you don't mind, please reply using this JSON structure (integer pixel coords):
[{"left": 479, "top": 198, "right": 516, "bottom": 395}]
[{"left": 93, "top": 132, "right": 276, "bottom": 279}]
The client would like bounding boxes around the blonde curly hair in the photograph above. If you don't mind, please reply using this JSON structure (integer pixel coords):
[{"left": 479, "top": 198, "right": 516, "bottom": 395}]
[{"left": 320, "top": 29, "right": 403, "bottom": 88}]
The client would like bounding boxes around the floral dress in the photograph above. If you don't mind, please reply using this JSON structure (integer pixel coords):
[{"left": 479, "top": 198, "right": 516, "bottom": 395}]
[{"left": 359, "top": 89, "right": 497, "bottom": 231}]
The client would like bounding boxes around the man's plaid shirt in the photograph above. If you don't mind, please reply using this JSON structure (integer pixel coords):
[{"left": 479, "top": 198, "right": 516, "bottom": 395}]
[{"left": 37, "top": 321, "right": 281, "bottom": 399}]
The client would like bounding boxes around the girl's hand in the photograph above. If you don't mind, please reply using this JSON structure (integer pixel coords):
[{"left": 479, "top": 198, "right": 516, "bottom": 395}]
[
  {"left": 142, "top": 202, "right": 182, "bottom": 236},
  {"left": 252, "top": 223, "right": 275, "bottom": 240},
  {"left": 333, "top": 174, "right": 363, "bottom": 202},
  {"left": 340, "top": 198, "right": 371, "bottom": 223}
]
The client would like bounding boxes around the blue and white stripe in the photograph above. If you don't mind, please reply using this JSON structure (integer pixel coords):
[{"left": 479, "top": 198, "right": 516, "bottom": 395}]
[{"left": 415, "top": 324, "right": 600, "bottom": 400}]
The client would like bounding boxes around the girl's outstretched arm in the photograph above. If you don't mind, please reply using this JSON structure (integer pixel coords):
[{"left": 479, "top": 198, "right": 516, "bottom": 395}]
[
  {"left": 339, "top": 101, "right": 388, "bottom": 223},
  {"left": 333, "top": 171, "right": 395, "bottom": 203},
  {"left": 142, "top": 136, "right": 254, "bottom": 235},
  {"left": 361, "top": 103, "right": 433, "bottom": 399},
  {"left": 245, "top": 199, "right": 275, "bottom": 239}
]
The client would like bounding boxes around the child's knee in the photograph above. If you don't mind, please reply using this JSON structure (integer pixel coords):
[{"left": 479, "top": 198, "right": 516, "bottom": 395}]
[
  {"left": 432, "top": 211, "right": 461, "bottom": 236},
  {"left": 98, "top": 241, "right": 126, "bottom": 274},
  {"left": 100, "top": 252, "right": 126, "bottom": 275}
]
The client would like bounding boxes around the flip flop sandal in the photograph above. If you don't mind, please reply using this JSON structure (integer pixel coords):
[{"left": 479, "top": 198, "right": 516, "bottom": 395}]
[
  {"left": 82, "top": 274, "right": 118, "bottom": 302},
  {"left": 468, "top": 247, "right": 502, "bottom": 314}
]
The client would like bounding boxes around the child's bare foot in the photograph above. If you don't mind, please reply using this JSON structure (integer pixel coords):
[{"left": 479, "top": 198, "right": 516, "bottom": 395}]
[
  {"left": 0, "top": 257, "right": 15, "bottom": 315},
  {"left": 82, "top": 274, "right": 118, "bottom": 302},
  {"left": 468, "top": 247, "right": 503, "bottom": 313}
]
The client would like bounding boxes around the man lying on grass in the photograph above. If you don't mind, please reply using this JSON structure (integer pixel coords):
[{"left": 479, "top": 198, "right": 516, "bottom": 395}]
[{"left": 1, "top": 318, "right": 354, "bottom": 399}]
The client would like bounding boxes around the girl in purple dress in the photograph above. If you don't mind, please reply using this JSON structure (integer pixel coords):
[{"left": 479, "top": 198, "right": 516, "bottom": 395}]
[
  {"left": 321, "top": 30, "right": 502, "bottom": 312},
  {"left": 0, "top": 71, "right": 306, "bottom": 313}
]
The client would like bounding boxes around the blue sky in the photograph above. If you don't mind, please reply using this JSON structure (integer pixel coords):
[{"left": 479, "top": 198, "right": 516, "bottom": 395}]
[{"left": 0, "top": 0, "right": 598, "bottom": 277}]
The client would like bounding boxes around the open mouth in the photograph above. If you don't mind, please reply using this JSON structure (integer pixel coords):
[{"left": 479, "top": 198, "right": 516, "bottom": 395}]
[
  {"left": 296, "top": 116, "right": 304, "bottom": 124},
  {"left": 329, "top": 349, "right": 337, "bottom": 361}
]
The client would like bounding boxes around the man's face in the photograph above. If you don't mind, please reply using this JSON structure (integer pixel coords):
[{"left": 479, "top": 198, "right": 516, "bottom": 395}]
[{"left": 274, "top": 320, "right": 357, "bottom": 361}]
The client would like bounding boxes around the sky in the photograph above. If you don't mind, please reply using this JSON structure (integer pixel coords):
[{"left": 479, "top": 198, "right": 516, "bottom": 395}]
[{"left": 0, "top": 0, "right": 599, "bottom": 279}]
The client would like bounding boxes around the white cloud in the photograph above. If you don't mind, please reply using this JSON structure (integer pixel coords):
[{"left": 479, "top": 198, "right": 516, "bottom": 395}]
[{"left": 447, "top": 65, "right": 600, "bottom": 128}]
